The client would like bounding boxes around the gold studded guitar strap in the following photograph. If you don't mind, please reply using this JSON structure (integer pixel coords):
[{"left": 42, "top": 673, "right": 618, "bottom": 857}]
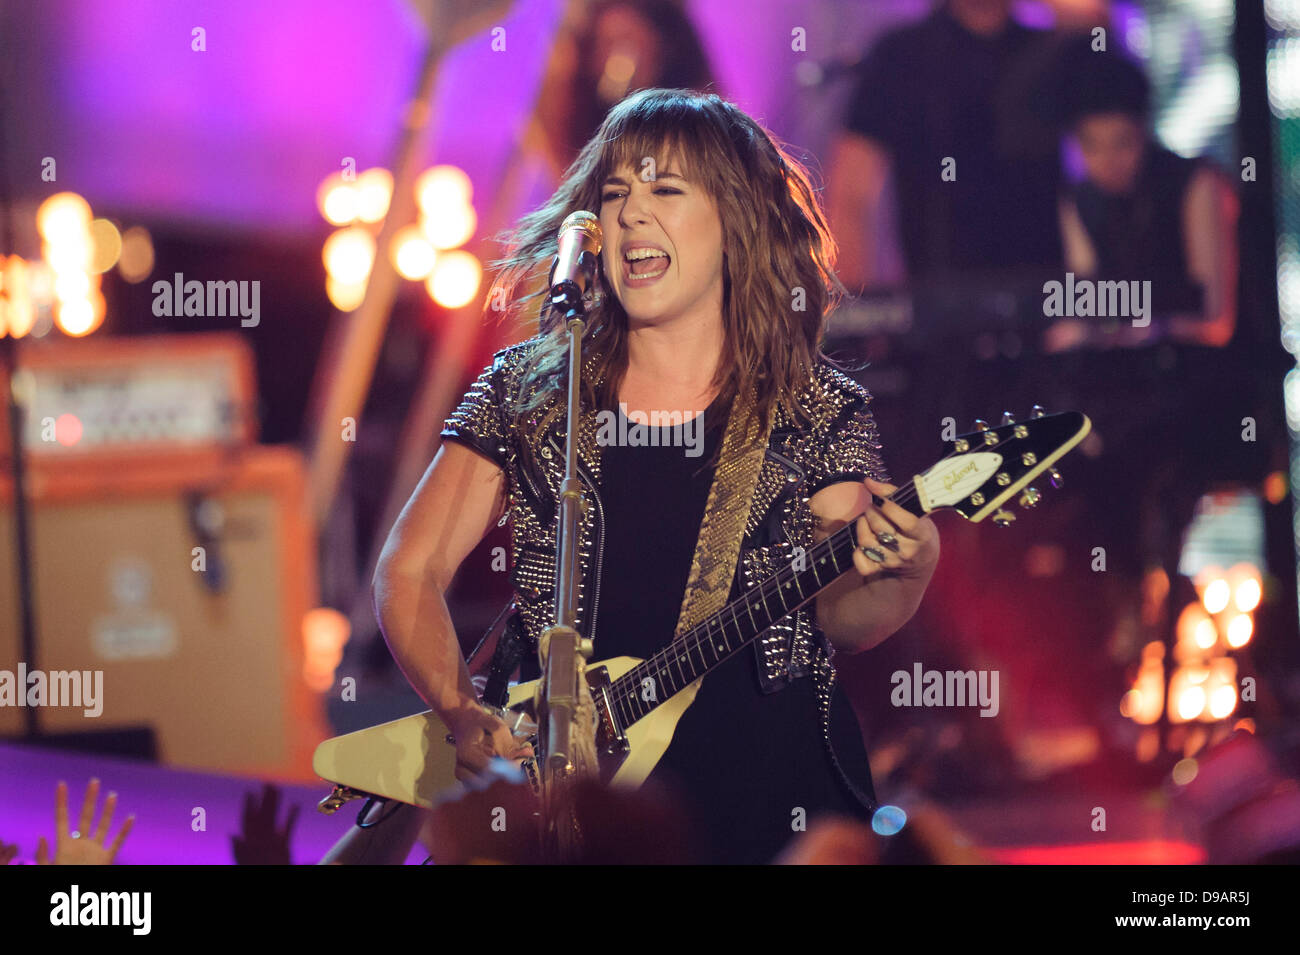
[{"left": 673, "top": 387, "right": 773, "bottom": 639}]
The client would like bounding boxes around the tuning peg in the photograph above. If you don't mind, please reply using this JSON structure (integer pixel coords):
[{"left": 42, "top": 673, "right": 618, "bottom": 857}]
[
  {"left": 1001, "top": 411, "right": 1015, "bottom": 425},
  {"left": 1048, "top": 467, "right": 1063, "bottom": 489},
  {"left": 992, "top": 509, "right": 1016, "bottom": 527},
  {"left": 974, "top": 419, "right": 990, "bottom": 432},
  {"left": 1018, "top": 487, "right": 1042, "bottom": 508},
  {"left": 1029, "top": 405, "right": 1046, "bottom": 419}
]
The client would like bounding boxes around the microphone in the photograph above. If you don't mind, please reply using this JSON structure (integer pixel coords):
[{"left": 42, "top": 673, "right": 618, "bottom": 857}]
[{"left": 548, "top": 210, "right": 603, "bottom": 313}]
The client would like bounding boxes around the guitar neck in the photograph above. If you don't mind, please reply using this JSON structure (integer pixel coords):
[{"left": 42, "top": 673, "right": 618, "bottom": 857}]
[{"left": 604, "top": 498, "right": 918, "bottom": 728}]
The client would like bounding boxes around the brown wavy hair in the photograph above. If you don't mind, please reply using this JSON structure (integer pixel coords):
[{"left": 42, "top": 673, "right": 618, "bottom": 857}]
[{"left": 489, "top": 88, "right": 847, "bottom": 467}]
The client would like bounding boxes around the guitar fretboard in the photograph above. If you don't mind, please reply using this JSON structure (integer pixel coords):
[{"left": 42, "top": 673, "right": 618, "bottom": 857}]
[{"left": 602, "top": 516, "right": 871, "bottom": 729}]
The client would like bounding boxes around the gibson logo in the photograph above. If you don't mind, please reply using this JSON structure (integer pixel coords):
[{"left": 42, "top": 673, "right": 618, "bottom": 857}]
[{"left": 941, "top": 459, "right": 979, "bottom": 493}]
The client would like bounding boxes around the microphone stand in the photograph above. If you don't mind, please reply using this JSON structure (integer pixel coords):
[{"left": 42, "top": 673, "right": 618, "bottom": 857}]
[{"left": 536, "top": 274, "right": 598, "bottom": 861}]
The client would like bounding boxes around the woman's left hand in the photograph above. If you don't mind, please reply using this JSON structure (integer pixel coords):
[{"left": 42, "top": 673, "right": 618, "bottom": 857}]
[{"left": 850, "top": 477, "right": 940, "bottom": 582}]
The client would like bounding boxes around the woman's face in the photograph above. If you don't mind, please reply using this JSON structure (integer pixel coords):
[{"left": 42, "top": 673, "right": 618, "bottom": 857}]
[
  {"left": 598, "top": 156, "right": 725, "bottom": 329},
  {"left": 1075, "top": 113, "right": 1146, "bottom": 194}
]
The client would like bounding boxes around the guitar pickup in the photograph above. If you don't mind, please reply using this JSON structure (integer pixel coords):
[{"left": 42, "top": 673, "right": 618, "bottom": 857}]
[{"left": 586, "top": 664, "right": 628, "bottom": 759}]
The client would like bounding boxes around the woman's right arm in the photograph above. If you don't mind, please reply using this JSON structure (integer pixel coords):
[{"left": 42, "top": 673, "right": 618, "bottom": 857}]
[{"left": 373, "top": 440, "right": 531, "bottom": 776}]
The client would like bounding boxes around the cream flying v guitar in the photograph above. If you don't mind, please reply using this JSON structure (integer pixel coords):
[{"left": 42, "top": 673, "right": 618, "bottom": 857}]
[{"left": 313, "top": 409, "right": 1090, "bottom": 813}]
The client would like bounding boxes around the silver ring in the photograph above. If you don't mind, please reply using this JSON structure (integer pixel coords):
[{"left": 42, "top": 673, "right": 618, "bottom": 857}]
[
  {"left": 859, "top": 546, "right": 886, "bottom": 564},
  {"left": 876, "top": 531, "right": 899, "bottom": 551}
]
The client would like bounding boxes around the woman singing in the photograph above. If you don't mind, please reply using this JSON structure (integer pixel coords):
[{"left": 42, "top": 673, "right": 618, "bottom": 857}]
[{"left": 374, "top": 89, "right": 940, "bottom": 864}]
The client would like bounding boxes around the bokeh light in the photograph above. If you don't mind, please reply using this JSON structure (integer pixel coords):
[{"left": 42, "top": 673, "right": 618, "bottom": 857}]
[
  {"left": 302, "top": 607, "right": 351, "bottom": 693},
  {"left": 1234, "top": 576, "right": 1262, "bottom": 612},
  {"left": 55, "top": 288, "right": 106, "bottom": 337},
  {"left": 36, "top": 192, "right": 93, "bottom": 244},
  {"left": 1226, "top": 613, "right": 1253, "bottom": 648},
  {"left": 322, "top": 226, "right": 376, "bottom": 285},
  {"left": 421, "top": 203, "right": 477, "bottom": 251},
  {"left": 0, "top": 256, "right": 36, "bottom": 339},
  {"left": 88, "top": 218, "right": 123, "bottom": 274},
  {"left": 118, "top": 226, "right": 155, "bottom": 283},
  {"left": 1177, "top": 684, "right": 1206, "bottom": 721},
  {"left": 325, "top": 276, "right": 367, "bottom": 312},
  {"left": 355, "top": 167, "right": 394, "bottom": 224},
  {"left": 1201, "top": 578, "right": 1230, "bottom": 614},
  {"left": 317, "top": 173, "right": 359, "bottom": 226},
  {"left": 1209, "top": 683, "right": 1237, "bottom": 719},
  {"left": 390, "top": 225, "right": 437, "bottom": 280},
  {"left": 1171, "top": 757, "right": 1199, "bottom": 786},
  {"left": 425, "top": 250, "right": 481, "bottom": 308},
  {"left": 415, "top": 165, "right": 473, "bottom": 217}
]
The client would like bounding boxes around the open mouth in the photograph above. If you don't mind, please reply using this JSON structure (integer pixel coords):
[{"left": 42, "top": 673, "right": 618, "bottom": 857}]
[{"left": 622, "top": 246, "right": 671, "bottom": 284}]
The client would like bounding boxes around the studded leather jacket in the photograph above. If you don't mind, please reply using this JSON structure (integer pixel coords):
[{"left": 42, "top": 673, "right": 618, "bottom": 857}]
[{"left": 441, "top": 337, "right": 891, "bottom": 704}]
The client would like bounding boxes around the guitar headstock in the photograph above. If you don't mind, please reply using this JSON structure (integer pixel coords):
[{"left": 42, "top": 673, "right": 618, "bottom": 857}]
[{"left": 915, "top": 407, "right": 1091, "bottom": 526}]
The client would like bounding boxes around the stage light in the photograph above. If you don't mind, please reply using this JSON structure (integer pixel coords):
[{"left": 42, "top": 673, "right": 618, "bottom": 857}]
[
  {"left": 317, "top": 173, "right": 360, "bottom": 225},
  {"left": 53, "top": 269, "right": 90, "bottom": 302},
  {"left": 118, "top": 226, "right": 155, "bottom": 283},
  {"left": 88, "top": 218, "right": 123, "bottom": 274},
  {"left": 36, "top": 192, "right": 92, "bottom": 244},
  {"left": 355, "top": 168, "right": 394, "bottom": 224},
  {"left": 416, "top": 165, "right": 473, "bottom": 217},
  {"left": 325, "top": 276, "right": 366, "bottom": 312},
  {"left": 1177, "top": 684, "right": 1207, "bottom": 721},
  {"left": 426, "top": 250, "right": 481, "bottom": 308},
  {"left": 1264, "top": 470, "right": 1288, "bottom": 503},
  {"left": 42, "top": 235, "right": 92, "bottom": 275},
  {"left": 1170, "top": 663, "right": 1211, "bottom": 724},
  {"left": 302, "top": 607, "right": 350, "bottom": 693},
  {"left": 1209, "top": 684, "right": 1237, "bottom": 719},
  {"left": 0, "top": 256, "right": 36, "bottom": 339},
  {"left": 390, "top": 225, "right": 437, "bottom": 280},
  {"left": 55, "top": 290, "right": 105, "bottom": 337},
  {"left": 420, "top": 202, "right": 477, "bottom": 250},
  {"left": 1120, "top": 689, "right": 1141, "bottom": 718},
  {"left": 1233, "top": 576, "right": 1262, "bottom": 612},
  {"left": 1202, "top": 577, "right": 1230, "bottom": 614},
  {"left": 322, "top": 226, "right": 376, "bottom": 285},
  {"left": 1175, "top": 603, "right": 1215, "bottom": 660},
  {"left": 1226, "top": 613, "right": 1253, "bottom": 648},
  {"left": 1129, "top": 655, "right": 1165, "bottom": 725}
]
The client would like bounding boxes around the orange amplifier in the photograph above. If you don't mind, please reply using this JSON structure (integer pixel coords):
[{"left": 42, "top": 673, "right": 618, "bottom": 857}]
[{"left": 0, "top": 333, "right": 327, "bottom": 781}]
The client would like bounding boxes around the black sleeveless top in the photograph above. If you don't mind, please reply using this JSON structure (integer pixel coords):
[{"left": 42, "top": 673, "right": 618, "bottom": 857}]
[
  {"left": 1071, "top": 145, "right": 1206, "bottom": 316},
  {"left": 593, "top": 393, "right": 877, "bottom": 864}
]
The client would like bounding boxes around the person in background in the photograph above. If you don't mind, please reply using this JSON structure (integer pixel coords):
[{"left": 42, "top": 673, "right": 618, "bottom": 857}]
[
  {"left": 827, "top": 0, "right": 1068, "bottom": 291},
  {"left": 0, "top": 779, "right": 135, "bottom": 865},
  {"left": 1047, "top": 46, "right": 1239, "bottom": 352},
  {"left": 532, "top": 0, "right": 717, "bottom": 180}
]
